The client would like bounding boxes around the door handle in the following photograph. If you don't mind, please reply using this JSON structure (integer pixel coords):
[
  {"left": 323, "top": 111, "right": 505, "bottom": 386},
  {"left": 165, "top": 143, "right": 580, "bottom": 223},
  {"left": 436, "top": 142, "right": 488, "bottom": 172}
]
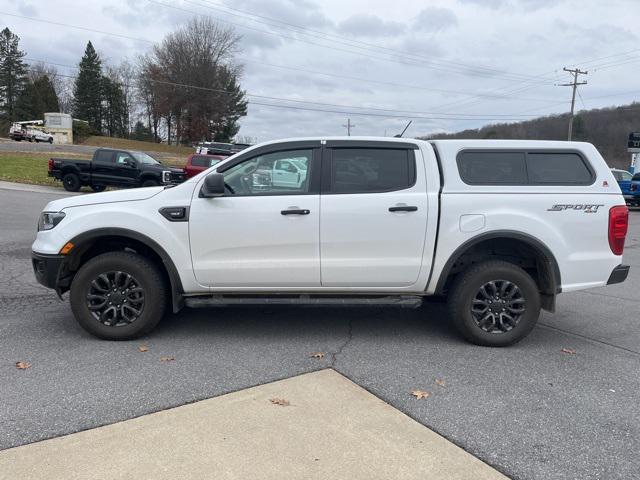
[
  {"left": 281, "top": 209, "right": 310, "bottom": 215},
  {"left": 388, "top": 206, "right": 418, "bottom": 212}
]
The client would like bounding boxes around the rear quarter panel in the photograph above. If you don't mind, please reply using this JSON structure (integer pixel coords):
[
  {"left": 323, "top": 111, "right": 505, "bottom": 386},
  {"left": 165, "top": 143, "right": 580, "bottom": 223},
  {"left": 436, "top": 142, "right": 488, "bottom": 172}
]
[{"left": 428, "top": 141, "right": 625, "bottom": 293}]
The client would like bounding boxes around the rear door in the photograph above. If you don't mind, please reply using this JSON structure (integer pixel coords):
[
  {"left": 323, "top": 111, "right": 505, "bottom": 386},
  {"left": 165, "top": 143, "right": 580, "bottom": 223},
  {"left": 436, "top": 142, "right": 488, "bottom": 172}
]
[
  {"left": 91, "top": 149, "right": 117, "bottom": 185},
  {"left": 319, "top": 142, "right": 429, "bottom": 287}
]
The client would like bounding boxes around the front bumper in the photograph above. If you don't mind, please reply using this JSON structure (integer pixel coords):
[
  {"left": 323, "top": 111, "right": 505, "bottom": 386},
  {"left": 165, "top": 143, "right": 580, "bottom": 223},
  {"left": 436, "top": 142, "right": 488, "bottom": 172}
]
[
  {"left": 607, "top": 265, "right": 630, "bottom": 285},
  {"left": 32, "top": 251, "right": 65, "bottom": 289}
]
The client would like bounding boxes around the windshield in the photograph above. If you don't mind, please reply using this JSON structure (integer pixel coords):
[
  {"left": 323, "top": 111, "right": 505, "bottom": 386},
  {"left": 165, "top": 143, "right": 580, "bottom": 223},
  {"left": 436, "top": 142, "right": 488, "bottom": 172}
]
[{"left": 131, "top": 151, "right": 161, "bottom": 165}]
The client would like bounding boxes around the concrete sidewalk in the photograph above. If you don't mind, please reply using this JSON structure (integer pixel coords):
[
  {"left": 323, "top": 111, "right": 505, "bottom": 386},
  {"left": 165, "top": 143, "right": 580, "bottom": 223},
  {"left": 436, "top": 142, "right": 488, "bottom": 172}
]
[
  {"left": 0, "top": 369, "right": 507, "bottom": 480},
  {"left": 0, "top": 180, "right": 78, "bottom": 195}
]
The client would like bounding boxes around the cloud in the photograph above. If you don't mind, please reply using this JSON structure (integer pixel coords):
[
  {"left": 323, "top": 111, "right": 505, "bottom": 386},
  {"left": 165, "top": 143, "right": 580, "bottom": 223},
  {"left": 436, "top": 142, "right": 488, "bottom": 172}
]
[
  {"left": 458, "top": 0, "right": 563, "bottom": 11},
  {"left": 227, "top": 0, "right": 332, "bottom": 29},
  {"left": 17, "top": 3, "right": 38, "bottom": 18},
  {"left": 337, "top": 14, "right": 405, "bottom": 38},
  {"left": 412, "top": 7, "right": 458, "bottom": 33}
]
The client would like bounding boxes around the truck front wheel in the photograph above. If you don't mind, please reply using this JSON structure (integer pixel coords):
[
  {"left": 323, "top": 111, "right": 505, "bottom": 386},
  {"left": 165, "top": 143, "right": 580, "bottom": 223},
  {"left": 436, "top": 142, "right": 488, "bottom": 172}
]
[
  {"left": 62, "top": 173, "right": 81, "bottom": 192},
  {"left": 447, "top": 260, "right": 541, "bottom": 347},
  {"left": 70, "top": 251, "right": 167, "bottom": 340},
  {"left": 141, "top": 179, "right": 159, "bottom": 187}
]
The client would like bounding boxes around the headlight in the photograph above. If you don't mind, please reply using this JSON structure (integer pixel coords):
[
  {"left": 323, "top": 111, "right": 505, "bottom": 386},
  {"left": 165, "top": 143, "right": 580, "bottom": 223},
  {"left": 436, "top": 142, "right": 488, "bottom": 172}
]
[{"left": 38, "top": 212, "right": 66, "bottom": 231}]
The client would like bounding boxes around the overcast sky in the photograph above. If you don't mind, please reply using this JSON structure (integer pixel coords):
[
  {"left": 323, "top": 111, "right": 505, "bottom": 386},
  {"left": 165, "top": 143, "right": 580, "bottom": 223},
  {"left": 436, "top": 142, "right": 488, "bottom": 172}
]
[{"left": 3, "top": 0, "right": 639, "bottom": 141}]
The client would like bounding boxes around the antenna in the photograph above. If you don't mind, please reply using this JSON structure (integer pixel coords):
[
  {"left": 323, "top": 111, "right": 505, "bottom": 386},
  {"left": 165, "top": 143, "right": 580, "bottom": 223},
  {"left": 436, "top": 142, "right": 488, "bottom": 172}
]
[{"left": 394, "top": 120, "right": 412, "bottom": 138}]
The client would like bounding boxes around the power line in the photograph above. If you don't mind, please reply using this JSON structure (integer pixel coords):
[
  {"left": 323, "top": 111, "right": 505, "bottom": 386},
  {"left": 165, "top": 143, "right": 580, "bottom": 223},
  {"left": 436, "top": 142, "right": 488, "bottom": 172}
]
[
  {"left": 184, "top": 0, "right": 556, "bottom": 84},
  {"left": 24, "top": 58, "right": 544, "bottom": 119}
]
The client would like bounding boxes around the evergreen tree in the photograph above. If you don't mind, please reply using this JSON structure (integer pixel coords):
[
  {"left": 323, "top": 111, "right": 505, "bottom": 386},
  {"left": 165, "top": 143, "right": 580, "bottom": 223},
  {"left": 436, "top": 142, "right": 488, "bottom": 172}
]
[
  {"left": 0, "top": 28, "right": 28, "bottom": 121},
  {"left": 16, "top": 75, "right": 59, "bottom": 120},
  {"left": 212, "top": 67, "right": 247, "bottom": 142},
  {"left": 72, "top": 42, "right": 103, "bottom": 132},
  {"left": 101, "top": 75, "right": 126, "bottom": 137},
  {"left": 131, "top": 120, "right": 153, "bottom": 142}
]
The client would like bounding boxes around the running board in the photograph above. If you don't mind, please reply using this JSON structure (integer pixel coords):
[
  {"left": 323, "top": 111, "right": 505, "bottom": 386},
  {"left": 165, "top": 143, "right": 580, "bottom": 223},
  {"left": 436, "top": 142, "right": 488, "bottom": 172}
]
[{"left": 184, "top": 294, "right": 423, "bottom": 309}]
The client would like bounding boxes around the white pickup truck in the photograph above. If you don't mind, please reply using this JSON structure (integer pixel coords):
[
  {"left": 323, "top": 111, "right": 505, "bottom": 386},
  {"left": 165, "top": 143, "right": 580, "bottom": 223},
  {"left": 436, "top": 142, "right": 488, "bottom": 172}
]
[{"left": 32, "top": 137, "right": 630, "bottom": 346}]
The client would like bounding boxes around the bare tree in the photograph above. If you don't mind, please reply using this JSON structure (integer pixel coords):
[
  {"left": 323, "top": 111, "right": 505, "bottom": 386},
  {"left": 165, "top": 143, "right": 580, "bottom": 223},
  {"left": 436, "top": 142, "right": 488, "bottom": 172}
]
[{"left": 143, "top": 16, "right": 246, "bottom": 144}]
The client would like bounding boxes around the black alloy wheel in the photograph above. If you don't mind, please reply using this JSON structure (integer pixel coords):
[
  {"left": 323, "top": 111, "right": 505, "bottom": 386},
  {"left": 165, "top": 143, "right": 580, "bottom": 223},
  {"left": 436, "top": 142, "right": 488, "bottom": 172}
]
[
  {"left": 470, "top": 280, "right": 526, "bottom": 334},
  {"left": 86, "top": 271, "right": 145, "bottom": 327}
]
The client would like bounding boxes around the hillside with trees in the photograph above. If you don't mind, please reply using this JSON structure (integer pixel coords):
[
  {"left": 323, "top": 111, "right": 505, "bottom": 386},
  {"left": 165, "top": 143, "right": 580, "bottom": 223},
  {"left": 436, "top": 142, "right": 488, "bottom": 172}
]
[{"left": 423, "top": 104, "right": 640, "bottom": 169}]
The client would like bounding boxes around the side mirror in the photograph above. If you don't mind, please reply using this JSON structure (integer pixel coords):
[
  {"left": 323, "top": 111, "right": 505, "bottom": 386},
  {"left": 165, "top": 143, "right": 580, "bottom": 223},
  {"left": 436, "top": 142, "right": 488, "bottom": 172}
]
[
  {"left": 200, "top": 173, "right": 225, "bottom": 198},
  {"left": 124, "top": 158, "right": 136, "bottom": 168}
]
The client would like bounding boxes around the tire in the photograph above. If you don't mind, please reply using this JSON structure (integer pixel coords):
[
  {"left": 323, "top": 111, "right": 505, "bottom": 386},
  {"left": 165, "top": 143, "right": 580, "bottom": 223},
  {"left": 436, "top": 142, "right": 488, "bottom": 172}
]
[
  {"left": 141, "top": 179, "right": 159, "bottom": 187},
  {"left": 48, "top": 138, "right": 53, "bottom": 144},
  {"left": 90, "top": 185, "right": 107, "bottom": 192},
  {"left": 447, "top": 260, "right": 541, "bottom": 347},
  {"left": 69, "top": 251, "right": 167, "bottom": 340},
  {"left": 62, "top": 172, "right": 81, "bottom": 192}
]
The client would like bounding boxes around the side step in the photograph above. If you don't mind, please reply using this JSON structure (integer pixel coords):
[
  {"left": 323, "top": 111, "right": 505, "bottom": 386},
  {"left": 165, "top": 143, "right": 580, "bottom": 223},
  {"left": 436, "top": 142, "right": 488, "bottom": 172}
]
[{"left": 184, "top": 294, "right": 423, "bottom": 309}]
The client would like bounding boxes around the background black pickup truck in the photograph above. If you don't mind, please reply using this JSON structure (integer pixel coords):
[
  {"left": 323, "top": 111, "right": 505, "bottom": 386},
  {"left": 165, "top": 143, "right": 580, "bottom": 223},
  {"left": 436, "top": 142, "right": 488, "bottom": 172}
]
[{"left": 48, "top": 148, "right": 186, "bottom": 192}]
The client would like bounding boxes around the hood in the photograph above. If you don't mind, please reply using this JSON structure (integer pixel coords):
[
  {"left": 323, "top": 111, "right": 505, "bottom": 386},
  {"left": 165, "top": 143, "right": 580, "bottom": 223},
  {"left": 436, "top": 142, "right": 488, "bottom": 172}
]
[{"left": 44, "top": 186, "right": 164, "bottom": 212}]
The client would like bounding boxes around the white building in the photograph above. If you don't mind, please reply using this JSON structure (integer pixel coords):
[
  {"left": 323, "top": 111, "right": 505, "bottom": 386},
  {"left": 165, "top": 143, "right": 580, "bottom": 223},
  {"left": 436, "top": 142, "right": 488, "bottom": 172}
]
[{"left": 44, "top": 113, "right": 73, "bottom": 144}]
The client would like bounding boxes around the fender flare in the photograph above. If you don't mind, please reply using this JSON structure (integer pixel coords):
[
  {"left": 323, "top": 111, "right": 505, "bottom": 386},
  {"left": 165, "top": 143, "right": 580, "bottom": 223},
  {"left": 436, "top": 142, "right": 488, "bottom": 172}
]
[
  {"left": 67, "top": 227, "right": 184, "bottom": 312},
  {"left": 434, "top": 230, "right": 562, "bottom": 295}
]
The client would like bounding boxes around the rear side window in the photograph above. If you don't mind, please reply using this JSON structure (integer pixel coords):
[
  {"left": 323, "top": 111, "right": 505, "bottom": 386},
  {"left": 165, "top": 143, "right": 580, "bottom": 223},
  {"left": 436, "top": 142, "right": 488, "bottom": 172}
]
[
  {"left": 457, "top": 152, "right": 527, "bottom": 185},
  {"left": 191, "top": 155, "right": 211, "bottom": 167},
  {"left": 94, "top": 150, "right": 114, "bottom": 163},
  {"left": 329, "top": 148, "right": 415, "bottom": 193},
  {"left": 526, "top": 153, "right": 593, "bottom": 185},
  {"left": 633, "top": 173, "right": 640, "bottom": 182},
  {"left": 612, "top": 170, "right": 632, "bottom": 181},
  {"left": 457, "top": 150, "right": 594, "bottom": 185}
]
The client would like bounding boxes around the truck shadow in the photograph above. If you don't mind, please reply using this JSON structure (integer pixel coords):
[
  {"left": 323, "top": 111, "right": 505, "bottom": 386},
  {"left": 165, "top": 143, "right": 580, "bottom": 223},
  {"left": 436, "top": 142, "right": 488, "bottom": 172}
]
[{"left": 152, "top": 300, "right": 458, "bottom": 344}]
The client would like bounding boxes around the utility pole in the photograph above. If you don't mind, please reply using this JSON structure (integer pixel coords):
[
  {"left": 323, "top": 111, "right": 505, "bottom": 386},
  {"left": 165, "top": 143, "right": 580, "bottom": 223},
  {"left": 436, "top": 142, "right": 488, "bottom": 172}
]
[
  {"left": 342, "top": 118, "right": 355, "bottom": 136},
  {"left": 558, "top": 67, "right": 588, "bottom": 141}
]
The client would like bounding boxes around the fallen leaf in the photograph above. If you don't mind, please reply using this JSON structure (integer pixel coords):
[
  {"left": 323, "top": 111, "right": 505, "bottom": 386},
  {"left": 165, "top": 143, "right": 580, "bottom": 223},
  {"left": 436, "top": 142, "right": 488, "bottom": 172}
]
[
  {"left": 411, "top": 390, "right": 430, "bottom": 400},
  {"left": 561, "top": 348, "right": 576, "bottom": 355},
  {"left": 269, "top": 397, "right": 290, "bottom": 406},
  {"left": 435, "top": 379, "right": 446, "bottom": 387},
  {"left": 160, "top": 356, "right": 175, "bottom": 362},
  {"left": 138, "top": 345, "right": 149, "bottom": 352},
  {"left": 310, "top": 352, "right": 325, "bottom": 359},
  {"left": 15, "top": 361, "right": 31, "bottom": 370}
]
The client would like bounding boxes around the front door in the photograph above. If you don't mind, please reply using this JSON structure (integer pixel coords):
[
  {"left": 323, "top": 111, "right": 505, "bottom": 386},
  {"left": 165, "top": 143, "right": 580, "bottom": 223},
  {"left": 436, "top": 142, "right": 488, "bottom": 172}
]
[
  {"left": 319, "top": 144, "right": 429, "bottom": 287},
  {"left": 189, "top": 143, "right": 321, "bottom": 288}
]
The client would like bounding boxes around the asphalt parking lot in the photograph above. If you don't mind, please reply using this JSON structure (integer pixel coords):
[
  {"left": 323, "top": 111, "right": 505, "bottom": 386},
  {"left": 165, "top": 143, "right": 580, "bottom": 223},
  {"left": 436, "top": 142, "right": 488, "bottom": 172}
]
[{"left": 1, "top": 185, "right": 639, "bottom": 480}]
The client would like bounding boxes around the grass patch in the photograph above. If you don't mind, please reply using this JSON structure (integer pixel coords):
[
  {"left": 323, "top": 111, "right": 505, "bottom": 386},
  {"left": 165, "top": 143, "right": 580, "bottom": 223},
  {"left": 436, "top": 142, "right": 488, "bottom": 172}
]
[
  {"left": 0, "top": 153, "right": 86, "bottom": 187},
  {"left": 80, "top": 136, "right": 194, "bottom": 156}
]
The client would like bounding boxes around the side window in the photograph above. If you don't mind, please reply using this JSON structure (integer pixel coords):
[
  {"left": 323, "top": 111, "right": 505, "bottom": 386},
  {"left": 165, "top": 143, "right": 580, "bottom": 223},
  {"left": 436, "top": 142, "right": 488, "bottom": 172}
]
[
  {"left": 191, "top": 155, "right": 210, "bottom": 167},
  {"left": 329, "top": 148, "right": 414, "bottom": 193},
  {"left": 94, "top": 150, "right": 115, "bottom": 163},
  {"left": 221, "top": 149, "right": 313, "bottom": 196},
  {"left": 526, "top": 153, "right": 593, "bottom": 185},
  {"left": 612, "top": 171, "right": 631, "bottom": 182},
  {"left": 633, "top": 174, "right": 640, "bottom": 182},
  {"left": 457, "top": 152, "right": 527, "bottom": 185},
  {"left": 115, "top": 152, "right": 134, "bottom": 165}
]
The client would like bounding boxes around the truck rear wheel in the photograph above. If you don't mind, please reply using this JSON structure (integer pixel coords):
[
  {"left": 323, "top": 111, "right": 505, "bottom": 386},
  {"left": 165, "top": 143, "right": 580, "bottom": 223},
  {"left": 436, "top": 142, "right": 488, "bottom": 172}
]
[
  {"left": 70, "top": 251, "right": 167, "bottom": 340},
  {"left": 447, "top": 260, "right": 541, "bottom": 347},
  {"left": 62, "top": 173, "right": 81, "bottom": 192}
]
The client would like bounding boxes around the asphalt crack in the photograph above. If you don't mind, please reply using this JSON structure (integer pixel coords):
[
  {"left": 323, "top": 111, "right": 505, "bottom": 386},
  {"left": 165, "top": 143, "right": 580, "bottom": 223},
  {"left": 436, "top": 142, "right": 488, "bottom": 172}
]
[{"left": 330, "top": 318, "right": 354, "bottom": 367}]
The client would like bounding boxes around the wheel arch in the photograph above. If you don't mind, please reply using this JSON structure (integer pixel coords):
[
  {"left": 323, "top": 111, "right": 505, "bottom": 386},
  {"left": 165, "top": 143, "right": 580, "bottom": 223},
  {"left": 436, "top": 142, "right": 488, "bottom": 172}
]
[
  {"left": 434, "top": 230, "right": 561, "bottom": 309},
  {"left": 63, "top": 228, "right": 184, "bottom": 313}
]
